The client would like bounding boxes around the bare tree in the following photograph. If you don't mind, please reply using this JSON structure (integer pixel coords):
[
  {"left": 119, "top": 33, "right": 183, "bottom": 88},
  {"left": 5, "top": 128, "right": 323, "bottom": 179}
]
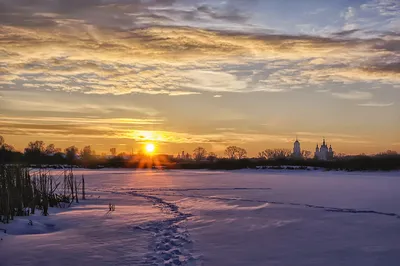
[
  {"left": 193, "top": 147, "right": 207, "bottom": 161},
  {"left": 1, "top": 144, "right": 14, "bottom": 151},
  {"left": 225, "top": 146, "right": 237, "bottom": 159},
  {"left": 237, "top": 147, "right": 247, "bottom": 159},
  {"left": 225, "top": 146, "right": 247, "bottom": 159},
  {"left": 379, "top": 150, "right": 398, "bottom": 156},
  {"left": 334, "top": 153, "right": 347, "bottom": 158},
  {"left": 110, "top": 147, "right": 117, "bottom": 156},
  {"left": 258, "top": 149, "right": 291, "bottom": 160},
  {"left": 207, "top": 152, "right": 218, "bottom": 162},
  {"left": 301, "top": 150, "right": 312, "bottom": 159},
  {"left": 65, "top": 146, "right": 78, "bottom": 164},
  {"left": 45, "top": 144, "right": 61, "bottom": 156},
  {"left": 80, "top": 146, "right": 93, "bottom": 160},
  {"left": 0, "top": 137, "right": 12, "bottom": 152},
  {"left": 25, "top": 140, "right": 45, "bottom": 154}
]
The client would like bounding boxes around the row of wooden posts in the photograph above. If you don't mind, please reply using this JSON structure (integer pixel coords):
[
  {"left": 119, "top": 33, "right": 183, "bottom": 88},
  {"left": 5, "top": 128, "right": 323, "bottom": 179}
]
[{"left": 0, "top": 165, "right": 85, "bottom": 224}]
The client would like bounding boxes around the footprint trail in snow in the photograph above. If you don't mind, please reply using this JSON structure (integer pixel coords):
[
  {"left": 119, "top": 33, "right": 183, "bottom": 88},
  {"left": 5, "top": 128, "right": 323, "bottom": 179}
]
[{"left": 130, "top": 191, "right": 198, "bottom": 266}]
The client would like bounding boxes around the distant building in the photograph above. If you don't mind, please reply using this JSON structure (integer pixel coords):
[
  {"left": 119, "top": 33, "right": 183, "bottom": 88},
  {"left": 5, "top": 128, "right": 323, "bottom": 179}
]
[
  {"left": 292, "top": 138, "right": 302, "bottom": 158},
  {"left": 315, "top": 138, "right": 334, "bottom": 160},
  {"left": 176, "top": 151, "right": 191, "bottom": 160}
]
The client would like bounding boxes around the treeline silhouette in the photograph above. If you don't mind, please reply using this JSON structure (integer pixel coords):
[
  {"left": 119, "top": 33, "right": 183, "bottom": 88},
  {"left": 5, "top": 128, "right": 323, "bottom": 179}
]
[
  {"left": 176, "top": 155, "right": 400, "bottom": 171},
  {"left": 0, "top": 136, "right": 399, "bottom": 171}
]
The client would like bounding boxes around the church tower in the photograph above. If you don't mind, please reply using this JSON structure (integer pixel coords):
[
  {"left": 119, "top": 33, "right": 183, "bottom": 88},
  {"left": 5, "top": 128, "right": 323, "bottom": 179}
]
[
  {"left": 314, "top": 144, "right": 320, "bottom": 159},
  {"left": 315, "top": 138, "right": 333, "bottom": 160},
  {"left": 292, "top": 137, "right": 301, "bottom": 158}
]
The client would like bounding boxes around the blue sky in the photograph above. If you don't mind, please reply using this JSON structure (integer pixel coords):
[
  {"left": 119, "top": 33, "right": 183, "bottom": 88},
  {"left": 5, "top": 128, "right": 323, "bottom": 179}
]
[{"left": 0, "top": 0, "right": 399, "bottom": 155}]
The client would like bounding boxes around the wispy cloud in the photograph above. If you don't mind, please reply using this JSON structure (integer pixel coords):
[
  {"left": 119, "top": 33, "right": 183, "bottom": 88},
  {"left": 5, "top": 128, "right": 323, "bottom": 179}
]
[
  {"left": 331, "top": 90, "right": 373, "bottom": 100},
  {"left": 0, "top": 115, "right": 298, "bottom": 147},
  {"left": 358, "top": 102, "right": 394, "bottom": 107},
  {"left": 294, "top": 131, "right": 373, "bottom": 145},
  {"left": 0, "top": 91, "right": 159, "bottom": 116},
  {"left": 361, "top": 0, "right": 400, "bottom": 16}
]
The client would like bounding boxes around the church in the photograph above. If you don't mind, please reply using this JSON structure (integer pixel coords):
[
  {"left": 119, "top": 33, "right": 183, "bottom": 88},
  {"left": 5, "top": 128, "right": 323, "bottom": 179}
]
[
  {"left": 292, "top": 138, "right": 334, "bottom": 160},
  {"left": 314, "top": 139, "right": 334, "bottom": 160},
  {"left": 292, "top": 138, "right": 302, "bottom": 158}
]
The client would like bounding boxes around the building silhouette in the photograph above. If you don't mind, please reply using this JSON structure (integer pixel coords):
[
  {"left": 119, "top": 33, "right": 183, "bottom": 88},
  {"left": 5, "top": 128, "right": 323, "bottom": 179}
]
[
  {"left": 292, "top": 137, "right": 301, "bottom": 158},
  {"left": 176, "top": 151, "right": 191, "bottom": 160},
  {"left": 315, "top": 138, "right": 334, "bottom": 160}
]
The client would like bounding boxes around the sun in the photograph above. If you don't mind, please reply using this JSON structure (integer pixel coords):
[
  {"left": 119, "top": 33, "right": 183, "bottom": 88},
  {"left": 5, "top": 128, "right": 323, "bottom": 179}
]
[{"left": 145, "top": 143, "right": 155, "bottom": 154}]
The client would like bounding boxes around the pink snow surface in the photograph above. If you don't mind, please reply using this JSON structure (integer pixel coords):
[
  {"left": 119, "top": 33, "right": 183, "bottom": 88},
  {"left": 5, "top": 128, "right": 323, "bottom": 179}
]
[{"left": 1, "top": 169, "right": 400, "bottom": 266}]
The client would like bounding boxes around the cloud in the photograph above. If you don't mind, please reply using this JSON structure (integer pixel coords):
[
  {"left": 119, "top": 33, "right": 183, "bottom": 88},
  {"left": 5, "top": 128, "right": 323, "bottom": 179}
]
[
  {"left": 361, "top": 0, "right": 400, "bottom": 16},
  {"left": 194, "top": 4, "right": 249, "bottom": 23},
  {"left": 0, "top": 0, "right": 399, "bottom": 97},
  {"left": 0, "top": 114, "right": 295, "bottom": 146},
  {"left": 362, "top": 61, "right": 400, "bottom": 74},
  {"left": 0, "top": 114, "right": 166, "bottom": 144},
  {"left": 300, "top": 66, "right": 400, "bottom": 86},
  {"left": 0, "top": 0, "right": 251, "bottom": 30},
  {"left": 331, "top": 90, "right": 373, "bottom": 100},
  {"left": 182, "top": 70, "right": 247, "bottom": 92},
  {"left": 308, "top": 8, "right": 328, "bottom": 15},
  {"left": 316, "top": 89, "right": 330, "bottom": 93},
  {"left": 295, "top": 131, "right": 362, "bottom": 139},
  {"left": 0, "top": 115, "right": 163, "bottom": 126},
  {"left": 332, "top": 29, "right": 359, "bottom": 37},
  {"left": 0, "top": 90, "right": 160, "bottom": 116},
  {"left": 360, "top": 0, "right": 400, "bottom": 32},
  {"left": 169, "top": 91, "right": 201, "bottom": 96},
  {"left": 358, "top": 102, "right": 394, "bottom": 107},
  {"left": 341, "top": 7, "right": 356, "bottom": 21},
  {"left": 292, "top": 131, "right": 374, "bottom": 146}
]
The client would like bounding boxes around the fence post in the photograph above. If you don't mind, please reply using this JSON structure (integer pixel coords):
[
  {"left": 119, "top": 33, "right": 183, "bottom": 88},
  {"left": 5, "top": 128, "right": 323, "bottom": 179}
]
[
  {"left": 82, "top": 175, "right": 85, "bottom": 200},
  {"left": 74, "top": 177, "right": 79, "bottom": 203}
]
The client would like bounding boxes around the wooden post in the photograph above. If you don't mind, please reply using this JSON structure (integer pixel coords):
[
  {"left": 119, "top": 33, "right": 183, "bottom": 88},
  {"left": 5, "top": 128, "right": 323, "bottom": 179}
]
[
  {"left": 74, "top": 177, "right": 79, "bottom": 203},
  {"left": 82, "top": 175, "right": 85, "bottom": 200},
  {"left": 70, "top": 171, "right": 74, "bottom": 202},
  {"left": 63, "top": 170, "right": 66, "bottom": 197}
]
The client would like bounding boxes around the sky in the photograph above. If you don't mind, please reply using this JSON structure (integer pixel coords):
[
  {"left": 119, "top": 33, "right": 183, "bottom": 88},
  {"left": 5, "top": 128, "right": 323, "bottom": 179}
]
[{"left": 0, "top": 0, "right": 399, "bottom": 156}]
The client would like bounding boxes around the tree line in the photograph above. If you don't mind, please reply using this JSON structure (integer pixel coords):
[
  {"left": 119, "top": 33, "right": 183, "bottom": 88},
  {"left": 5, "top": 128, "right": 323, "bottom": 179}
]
[
  {"left": 191, "top": 146, "right": 315, "bottom": 160},
  {"left": 0, "top": 137, "right": 253, "bottom": 164},
  {"left": 1, "top": 136, "right": 399, "bottom": 170}
]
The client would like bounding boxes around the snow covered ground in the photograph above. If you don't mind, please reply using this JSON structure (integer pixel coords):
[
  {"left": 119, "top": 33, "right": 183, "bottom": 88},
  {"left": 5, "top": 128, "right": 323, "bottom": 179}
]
[{"left": 1, "top": 169, "right": 400, "bottom": 265}]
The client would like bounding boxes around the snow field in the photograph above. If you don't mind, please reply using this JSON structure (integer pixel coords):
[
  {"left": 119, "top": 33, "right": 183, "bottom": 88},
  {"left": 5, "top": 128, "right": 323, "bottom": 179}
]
[{"left": 1, "top": 169, "right": 400, "bottom": 266}]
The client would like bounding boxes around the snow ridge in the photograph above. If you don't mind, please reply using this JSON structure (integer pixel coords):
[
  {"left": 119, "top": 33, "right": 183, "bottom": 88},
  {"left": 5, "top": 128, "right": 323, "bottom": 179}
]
[
  {"left": 126, "top": 187, "right": 271, "bottom": 192},
  {"left": 129, "top": 191, "right": 197, "bottom": 266},
  {"left": 138, "top": 190, "right": 400, "bottom": 220}
]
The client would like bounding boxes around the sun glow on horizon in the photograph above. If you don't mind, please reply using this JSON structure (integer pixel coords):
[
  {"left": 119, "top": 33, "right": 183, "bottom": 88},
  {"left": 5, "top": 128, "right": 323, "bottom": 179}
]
[{"left": 145, "top": 143, "right": 155, "bottom": 154}]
